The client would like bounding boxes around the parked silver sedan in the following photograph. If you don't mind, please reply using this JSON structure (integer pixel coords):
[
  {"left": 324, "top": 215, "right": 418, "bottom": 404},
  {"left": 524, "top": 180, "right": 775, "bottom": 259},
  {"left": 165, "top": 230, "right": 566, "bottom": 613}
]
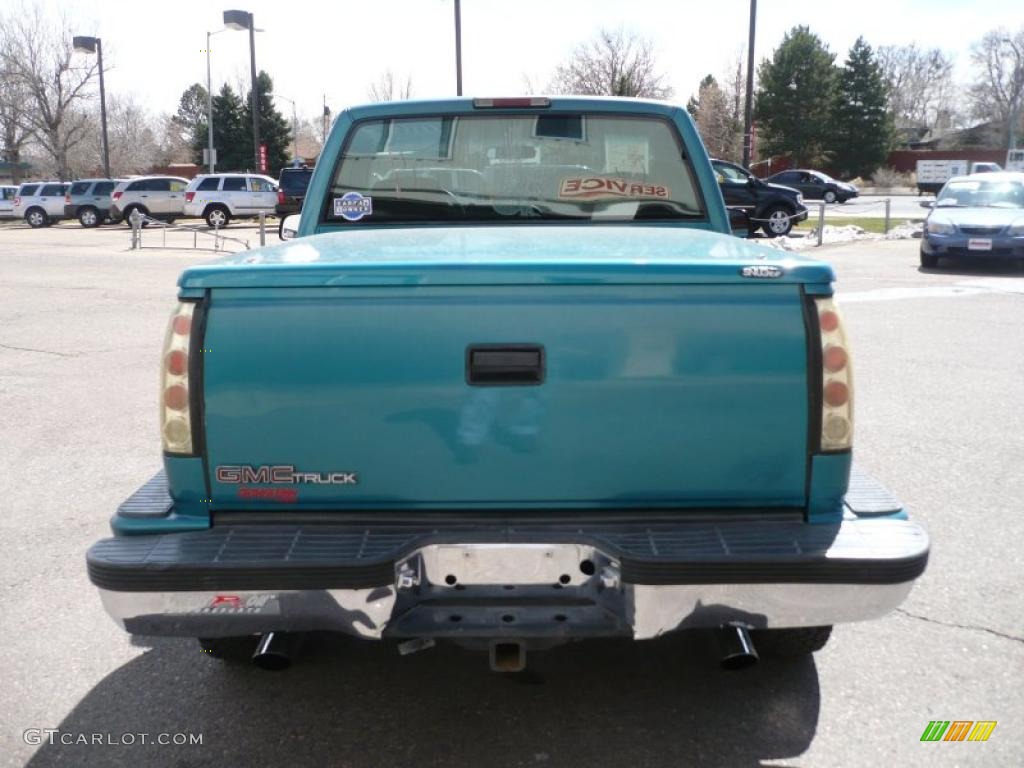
[{"left": 920, "top": 172, "right": 1024, "bottom": 268}]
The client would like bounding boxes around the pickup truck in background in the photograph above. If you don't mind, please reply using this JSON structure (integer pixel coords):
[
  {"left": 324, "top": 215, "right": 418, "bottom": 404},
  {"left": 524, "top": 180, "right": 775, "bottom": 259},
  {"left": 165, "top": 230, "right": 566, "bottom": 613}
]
[{"left": 87, "top": 97, "right": 929, "bottom": 674}]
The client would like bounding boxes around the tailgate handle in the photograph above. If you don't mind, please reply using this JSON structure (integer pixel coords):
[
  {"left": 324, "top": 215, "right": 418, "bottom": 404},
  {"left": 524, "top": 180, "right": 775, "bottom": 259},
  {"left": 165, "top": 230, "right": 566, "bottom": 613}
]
[{"left": 466, "top": 344, "right": 545, "bottom": 386}]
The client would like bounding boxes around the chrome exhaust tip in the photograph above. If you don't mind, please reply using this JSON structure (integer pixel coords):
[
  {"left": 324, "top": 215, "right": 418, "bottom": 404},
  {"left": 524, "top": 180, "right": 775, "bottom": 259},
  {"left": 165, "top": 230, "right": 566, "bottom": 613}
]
[
  {"left": 717, "top": 623, "right": 759, "bottom": 671},
  {"left": 252, "top": 632, "right": 294, "bottom": 671}
]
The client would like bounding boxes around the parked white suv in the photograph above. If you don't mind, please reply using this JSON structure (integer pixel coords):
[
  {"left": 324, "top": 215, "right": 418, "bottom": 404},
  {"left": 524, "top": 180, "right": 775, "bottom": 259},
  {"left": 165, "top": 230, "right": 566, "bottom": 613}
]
[
  {"left": 183, "top": 173, "right": 278, "bottom": 228},
  {"left": 110, "top": 176, "right": 189, "bottom": 224},
  {"left": 0, "top": 185, "right": 18, "bottom": 219},
  {"left": 13, "top": 181, "right": 70, "bottom": 227}
]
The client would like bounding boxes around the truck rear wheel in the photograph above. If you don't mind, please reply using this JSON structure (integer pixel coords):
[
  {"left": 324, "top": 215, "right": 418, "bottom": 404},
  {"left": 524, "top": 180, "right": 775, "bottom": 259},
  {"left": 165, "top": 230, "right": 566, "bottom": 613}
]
[{"left": 753, "top": 625, "right": 832, "bottom": 657}]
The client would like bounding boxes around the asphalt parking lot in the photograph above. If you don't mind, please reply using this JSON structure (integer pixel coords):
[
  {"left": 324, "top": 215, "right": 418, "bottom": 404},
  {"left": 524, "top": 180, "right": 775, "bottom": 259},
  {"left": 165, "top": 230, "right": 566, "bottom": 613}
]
[{"left": 0, "top": 222, "right": 1021, "bottom": 767}]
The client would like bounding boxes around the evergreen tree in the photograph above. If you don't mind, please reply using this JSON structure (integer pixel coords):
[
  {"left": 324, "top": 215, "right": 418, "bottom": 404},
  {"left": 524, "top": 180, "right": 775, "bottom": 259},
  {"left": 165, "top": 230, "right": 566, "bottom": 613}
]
[
  {"left": 755, "top": 26, "right": 837, "bottom": 166},
  {"left": 243, "top": 71, "right": 293, "bottom": 177},
  {"left": 830, "top": 38, "right": 893, "bottom": 178},
  {"left": 200, "top": 84, "right": 248, "bottom": 172},
  {"left": 172, "top": 83, "right": 208, "bottom": 164}
]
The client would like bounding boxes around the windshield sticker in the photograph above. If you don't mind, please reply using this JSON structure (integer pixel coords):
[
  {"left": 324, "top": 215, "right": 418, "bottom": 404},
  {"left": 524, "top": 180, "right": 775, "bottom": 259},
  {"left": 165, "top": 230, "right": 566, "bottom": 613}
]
[
  {"left": 559, "top": 177, "right": 670, "bottom": 201},
  {"left": 334, "top": 191, "right": 373, "bottom": 221}
]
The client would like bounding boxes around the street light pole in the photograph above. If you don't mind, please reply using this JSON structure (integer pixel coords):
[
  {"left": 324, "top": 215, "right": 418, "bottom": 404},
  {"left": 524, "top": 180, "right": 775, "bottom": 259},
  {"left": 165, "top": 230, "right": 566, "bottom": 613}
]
[
  {"left": 454, "top": 0, "right": 463, "bottom": 96},
  {"left": 72, "top": 36, "right": 109, "bottom": 178},
  {"left": 741, "top": 0, "right": 757, "bottom": 169},
  {"left": 279, "top": 95, "right": 299, "bottom": 163},
  {"left": 205, "top": 28, "right": 227, "bottom": 174},
  {"left": 224, "top": 10, "right": 261, "bottom": 171}
]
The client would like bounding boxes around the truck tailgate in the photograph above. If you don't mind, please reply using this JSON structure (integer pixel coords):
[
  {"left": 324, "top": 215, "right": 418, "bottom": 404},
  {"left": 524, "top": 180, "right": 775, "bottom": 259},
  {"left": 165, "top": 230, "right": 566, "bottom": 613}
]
[{"left": 201, "top": 280, "right": 811, "bottom": 509}]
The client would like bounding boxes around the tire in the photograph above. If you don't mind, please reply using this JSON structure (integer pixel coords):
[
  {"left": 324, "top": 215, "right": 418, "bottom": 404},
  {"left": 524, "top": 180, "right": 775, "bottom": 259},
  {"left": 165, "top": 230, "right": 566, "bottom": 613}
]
[
  {"left": 761, "top": 205, "right": 794, "bottom": 237},
  {"left": 78, "top": 206, "right": 100, "bottom": 228},
  {"left": 920, "top": 248, "right": 939, "bottom": 269},
  {"left": 25, "top": 207, "right": 48, "bottom": 228},
  {"left": 823, "top": 190, "right": 837, "bottom": 204},
  {"left": 197, "top": 636, "right": 258, "bottom": 662},
  {"left": 205, "top": 205, "right": 230, "bottom": 229},
  {"left": 754, "top": 625, "right": 832, "bottom": 657}
]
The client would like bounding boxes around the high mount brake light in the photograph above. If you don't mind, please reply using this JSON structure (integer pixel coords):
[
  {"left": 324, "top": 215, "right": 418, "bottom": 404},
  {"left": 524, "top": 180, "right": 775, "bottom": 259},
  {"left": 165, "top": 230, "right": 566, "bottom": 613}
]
[
  {"left": 161, "top": 302, "right": 196, "bottom": 454},
  {"left": 814, "top": 297, "right": 853, "bottom": 451},
  {"left": 472, "top": 97, "right": 551, "bottom": 109}
]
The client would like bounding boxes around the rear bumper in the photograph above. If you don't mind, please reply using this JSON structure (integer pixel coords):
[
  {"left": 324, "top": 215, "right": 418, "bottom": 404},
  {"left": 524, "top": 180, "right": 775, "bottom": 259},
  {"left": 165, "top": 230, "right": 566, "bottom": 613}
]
[{"left": 88, "top": 472, "right": 929, "bottom": 640}]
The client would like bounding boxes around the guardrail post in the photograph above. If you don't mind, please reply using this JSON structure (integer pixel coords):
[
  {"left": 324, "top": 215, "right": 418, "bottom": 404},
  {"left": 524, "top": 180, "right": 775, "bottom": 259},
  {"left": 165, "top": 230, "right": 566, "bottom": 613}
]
[
  {"left": 129, "top": 209, "right": 141, "bottom": 249},
  {"left": 259, "top": 212, "right": 266, "bottom": 247},
  {"left": 816, "top": 202, "right": 825, "bottom": 247},
  {"left": 884, "top": 198, "right": 891, "bottom": 234}
]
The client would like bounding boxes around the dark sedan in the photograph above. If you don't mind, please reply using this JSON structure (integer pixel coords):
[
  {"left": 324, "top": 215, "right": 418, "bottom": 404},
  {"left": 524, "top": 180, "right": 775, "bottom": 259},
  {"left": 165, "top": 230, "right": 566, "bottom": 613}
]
[{"left": 766, "top": 169, "right": 858, "bottom": 204}]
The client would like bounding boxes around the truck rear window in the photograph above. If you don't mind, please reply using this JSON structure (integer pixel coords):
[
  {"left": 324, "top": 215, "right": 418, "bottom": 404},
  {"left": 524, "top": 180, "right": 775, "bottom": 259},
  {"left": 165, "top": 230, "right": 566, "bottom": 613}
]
[{"left": 325, "top": 114, "right": 704, "bottom": 224}]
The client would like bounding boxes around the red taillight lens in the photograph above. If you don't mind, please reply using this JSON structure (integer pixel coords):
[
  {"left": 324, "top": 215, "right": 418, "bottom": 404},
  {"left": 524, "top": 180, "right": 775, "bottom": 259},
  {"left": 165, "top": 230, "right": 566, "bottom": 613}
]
[
  {"left": 161, "top": 303, "right": 196, "bottom": 454},
  {"left": 112, "top": 190, "right": 122, "bottom": 200},
  {"left": 823, "top": 345, "right": 848, "bottom": 372},
  {"left": 277, "top": 190, "right": 286, "bottom": 205},
  {"left": 185, "top": 191, "right": 195, "bottom": 203},
  {"left": 823, "top": 380, "right": 849, "bottom": 407},
  {"left": 13, "top": 197, "right": 20, "bottom": 206},
  {"left": 814, "top": 298, "right": 853, "bottom": 451}
]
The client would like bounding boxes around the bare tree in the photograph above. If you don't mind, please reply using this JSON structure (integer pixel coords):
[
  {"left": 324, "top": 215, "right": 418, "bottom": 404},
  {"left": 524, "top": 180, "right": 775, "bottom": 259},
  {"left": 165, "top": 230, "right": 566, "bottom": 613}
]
[
  {"left": 967, "top": 27, "right": 1024, "bottom": 146},
  {"left": 877, "top": 44, "right": 956, "bottom": 129},
  {"left": 689, "top": 76, "right": 738, "bottom": 159},
  {"left": 550, "top": 28, "right": 673, "bottom": 99},
  {"left": 367, "top": 70, "right": 413, "bottom": 102},
  {"left": 0, "top": 3, "right": 98, "bottom": 180},
  {"left": 0, "top": 69, "right": 32, "bottom": 182}
]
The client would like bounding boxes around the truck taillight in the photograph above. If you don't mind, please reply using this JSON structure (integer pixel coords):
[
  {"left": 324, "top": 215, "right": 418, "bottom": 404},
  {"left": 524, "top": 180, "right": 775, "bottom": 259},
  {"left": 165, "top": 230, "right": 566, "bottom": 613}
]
[
  {"left": 13, "top": 197, "right": 20, "bottom": 206},
  {"left": 277, "top": 189, "right": 286, "bottom": 205},
  {"left": 185, "top": 191, "right": 195, "bottom": 203},
  {"left": 814, "top": 297, "right": 853, "bottom": 451},
  {"left": 161, "top": 302, "right": 196, "bottom": 454},
  {"left": 112, "top": 190, "right": 122, "bottom": 201}
]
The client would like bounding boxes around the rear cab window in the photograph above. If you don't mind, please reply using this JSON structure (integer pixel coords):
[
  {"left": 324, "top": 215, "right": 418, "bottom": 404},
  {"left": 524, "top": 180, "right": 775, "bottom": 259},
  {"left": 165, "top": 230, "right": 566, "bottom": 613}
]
[
  {"left": 196, "top": 177, "right": 221, "bottom": 191},
  {"left": 18, "top": 184, "right": 40, "bottom": 196},
  {"left": 94, "top": 182, "right": 115, "bottom": 196},
  {"left": 70, "top": 182, "right": 91, "bottom": 196},
  {"left": 323, "top": 113, "right": 705, "bottom": 225},
  {"left": 41, "top": 184, "right": 64, "bottom": 196},
  {"left": 222, "top": 177, "right": 246, "bottom": 192}
]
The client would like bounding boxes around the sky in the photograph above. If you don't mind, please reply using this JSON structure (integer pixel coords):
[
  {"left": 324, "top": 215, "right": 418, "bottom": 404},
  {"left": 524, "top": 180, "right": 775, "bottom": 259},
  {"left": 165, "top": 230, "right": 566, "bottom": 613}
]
[{"left": 33, "top": 0, "right": 1023, "bottom": 122}]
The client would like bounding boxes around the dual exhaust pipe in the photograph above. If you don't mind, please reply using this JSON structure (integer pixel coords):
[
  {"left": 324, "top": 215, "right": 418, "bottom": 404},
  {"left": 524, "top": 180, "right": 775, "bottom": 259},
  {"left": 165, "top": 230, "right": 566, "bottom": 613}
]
[{"left": 249, "top": 626, "right": 757, "bottom": 672}]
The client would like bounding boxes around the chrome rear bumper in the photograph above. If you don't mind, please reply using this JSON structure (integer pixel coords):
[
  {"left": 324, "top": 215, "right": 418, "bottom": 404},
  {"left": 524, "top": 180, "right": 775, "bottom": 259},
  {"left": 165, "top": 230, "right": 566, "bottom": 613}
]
[{"left": 89, "top": 517, "right": 928, "bottom": 641}]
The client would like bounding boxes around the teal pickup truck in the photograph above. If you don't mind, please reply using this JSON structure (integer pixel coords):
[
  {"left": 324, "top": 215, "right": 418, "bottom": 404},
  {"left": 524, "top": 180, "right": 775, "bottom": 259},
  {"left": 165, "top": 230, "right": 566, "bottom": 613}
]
[{"left": 87, "top": 97, "right": 928, "bottom": 672}]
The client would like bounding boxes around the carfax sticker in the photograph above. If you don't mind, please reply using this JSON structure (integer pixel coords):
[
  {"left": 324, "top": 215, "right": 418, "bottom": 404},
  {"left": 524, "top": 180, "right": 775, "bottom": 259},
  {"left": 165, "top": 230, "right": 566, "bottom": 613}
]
[
  {"left": 559, "top": 177, "right": 670, "bottom": 201},
  {"left": 334, "top": 191, "right": 373, "bottom": 221}
]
